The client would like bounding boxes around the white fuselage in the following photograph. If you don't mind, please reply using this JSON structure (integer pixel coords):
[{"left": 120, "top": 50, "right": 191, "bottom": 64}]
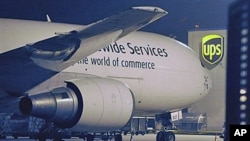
[
  {"left": 64, "top": 32, "right": 211, "bottom": 114},
  {"left": 0, "top": 19, "right": 211, "bottom": 115}
]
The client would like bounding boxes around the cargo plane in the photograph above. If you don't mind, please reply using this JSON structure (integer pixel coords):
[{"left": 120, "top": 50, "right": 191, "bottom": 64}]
[{"left": 0, "top": 6, "right": 211, "bottom": 141}]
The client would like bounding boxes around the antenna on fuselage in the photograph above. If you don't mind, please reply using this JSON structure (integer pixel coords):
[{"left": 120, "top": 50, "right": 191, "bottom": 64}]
[{"left": 46, "top": 14, "right": 52, "bottom": 22}]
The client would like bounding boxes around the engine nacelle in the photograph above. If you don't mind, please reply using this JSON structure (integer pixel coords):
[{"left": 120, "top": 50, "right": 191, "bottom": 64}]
[
  {"left": 19, "top": 77, "right": 135, "bottom": 132},
  {"left": 68, "top": 78, "right": 135, "bottom": 132}
]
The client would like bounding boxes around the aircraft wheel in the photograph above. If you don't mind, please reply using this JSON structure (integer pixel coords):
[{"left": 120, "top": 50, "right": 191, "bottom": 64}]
[
  {"left": 156, "top": 131, "right": 166, "bottom": 141},
  {"left": 166, "top": 132, "right": 175, "bottom": 141},
  {"left": 156, "top": 131, "right": 175, "bottom": 141}
]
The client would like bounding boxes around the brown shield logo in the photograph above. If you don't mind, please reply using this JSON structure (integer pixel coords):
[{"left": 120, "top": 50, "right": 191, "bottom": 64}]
[{"left": 200, "top": 34, "right": 224, "bottom": 70}]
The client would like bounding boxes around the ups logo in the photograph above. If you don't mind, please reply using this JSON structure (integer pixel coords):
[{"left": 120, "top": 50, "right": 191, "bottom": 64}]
[{"left": 200, "top": 34, "right": 224, "bottom": 70}]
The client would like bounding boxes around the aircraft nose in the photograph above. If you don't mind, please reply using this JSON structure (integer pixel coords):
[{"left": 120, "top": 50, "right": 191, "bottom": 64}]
[{"left": 203, "top": 68, "right": 212, "bottom": 95}]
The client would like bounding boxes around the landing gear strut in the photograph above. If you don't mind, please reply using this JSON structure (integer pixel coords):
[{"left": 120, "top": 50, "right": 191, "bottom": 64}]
[{"left": 155, "top": 112, "right": 176, "bottom": 141}]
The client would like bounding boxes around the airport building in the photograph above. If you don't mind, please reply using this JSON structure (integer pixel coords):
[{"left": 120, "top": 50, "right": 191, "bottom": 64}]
[{"left": 188, "top": 29, "right": 227, "bottom": 131}]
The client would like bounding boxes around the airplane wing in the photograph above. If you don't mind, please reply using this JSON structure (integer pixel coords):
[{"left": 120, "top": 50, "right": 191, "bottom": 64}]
[{"left": 0, "top": 6, "right": 167, "bottom": 95}]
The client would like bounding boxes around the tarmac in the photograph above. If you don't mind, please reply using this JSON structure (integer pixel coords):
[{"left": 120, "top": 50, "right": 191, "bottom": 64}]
[{"left": 2, "top": 134, "right": 224, "bottom": 141}]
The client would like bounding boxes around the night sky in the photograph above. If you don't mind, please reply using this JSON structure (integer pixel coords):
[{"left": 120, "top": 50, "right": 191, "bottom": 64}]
[{"left": 0, "top": 0, "right": 235, "bottom": 44}]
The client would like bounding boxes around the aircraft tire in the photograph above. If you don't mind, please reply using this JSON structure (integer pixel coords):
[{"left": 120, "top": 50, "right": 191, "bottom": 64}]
[
  {"left": 156, "top": 131, "right": 175, "bottom": 141},
  {"left": 156, "top": 131, "right": 166, "bottom": 141},
  {"left": 166, "top": 132, "right": 175, "bottom": 141}
]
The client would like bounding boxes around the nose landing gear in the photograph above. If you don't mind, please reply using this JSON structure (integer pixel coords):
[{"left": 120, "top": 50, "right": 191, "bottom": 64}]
[{"left": 156, "top": 131, "right": 175, "bottom": 141}]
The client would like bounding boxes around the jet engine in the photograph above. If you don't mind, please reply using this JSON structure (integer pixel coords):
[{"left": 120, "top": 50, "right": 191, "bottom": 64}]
[{"left": 19, "top": 77, "right": 135, "bottom": 132}]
